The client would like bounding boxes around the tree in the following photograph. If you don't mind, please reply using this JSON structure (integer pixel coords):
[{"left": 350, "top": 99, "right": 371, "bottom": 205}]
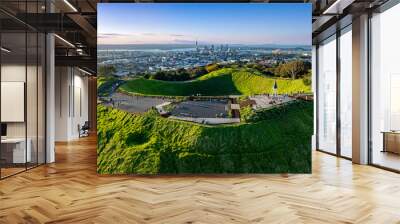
[
  {"left": 205, "top": 64, "right": 220, "bottom": 73},
  {"left": 303, "top": 61, "right": 311, "bottom": 71},
  {"left": 153, "top": 71, "right": 169, "bottom": 80},
  {"left": 302, "top": 70, "right": 312, "bottom": 86},
  {"left": 176, "top": 68, "right": 190, "bottom": 81},
  {"left": 288, "top": 61, "right": 305, "bottom": 79},
  {"left": 187, "top": 66, "right": 206, "bottom": 78},
  {"left": 254, "top": 64, "right": 265, "bottom": 72},
  {"left": 274, "top": 63, "right": 286, "bottom": 78},
  {"left": 263, "top": 68, "right": 275, "bottom": 77},
  {"left": 276, "top": 60, "right": 306, "bottom": 79},
  {"left": 98, "top": 65, "right": 116, "bottom": 77},
  {"left": 246, "top": 63, "right": 256, "bottom": 69}
]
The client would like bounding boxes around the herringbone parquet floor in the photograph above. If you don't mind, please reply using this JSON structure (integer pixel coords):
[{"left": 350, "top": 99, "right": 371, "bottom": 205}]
[{"left": 0, "top": 136, "right": 400, "bottom": 224}]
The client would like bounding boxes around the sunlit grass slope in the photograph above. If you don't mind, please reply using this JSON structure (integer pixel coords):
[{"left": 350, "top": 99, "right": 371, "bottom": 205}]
[
  {"left": 119, "top": 68, "right": 311, "bottom": 96},
  {"left": 97, "top": 100, "right": 313, "bottom": 174}
]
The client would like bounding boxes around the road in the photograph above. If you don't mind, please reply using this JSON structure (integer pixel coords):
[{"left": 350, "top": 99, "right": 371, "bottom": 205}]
[{"left": 108, "top": 93, "right": 167, "bottom": 113}]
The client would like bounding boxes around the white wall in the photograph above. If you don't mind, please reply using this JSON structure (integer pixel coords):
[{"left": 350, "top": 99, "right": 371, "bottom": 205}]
[
  {"left": 1, "top": 64, "right": 26, "bottom": 138},
  {"left": 1, "top": 65, "right": 40, "bottom": 137},
  {"left": 1, "top": 63, "right": 46, "bottom": 164},
  {"left": 1, "top": 82, "right": 25, "bottom": 122},
  {"left": 72, "top": 73, "right": 89, "bottom": 138},
  {"left": 54, "top": 67, "right": 89, "bottom": 141},
  {"left": 1, "top": 64, "right": 25, "bottom": 81},
  {"left": 55, "top": 66, "right": 69, "bottom": 141}
]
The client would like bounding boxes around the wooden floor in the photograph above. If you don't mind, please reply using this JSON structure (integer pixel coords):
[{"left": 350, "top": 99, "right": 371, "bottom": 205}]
[
  {"left": 1, "top": 136, "right": 400, "bottom": 224},
  {"left": 372, "top": 151, "right": 400, "bottom": 171},
  {"left": 1, "top": 167, "right": 26, "bottom": 178}
]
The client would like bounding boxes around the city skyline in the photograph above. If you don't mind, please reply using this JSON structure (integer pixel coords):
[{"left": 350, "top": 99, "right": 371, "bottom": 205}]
[{"left": 98, "top": 3, "right": 311, "bottom": 46}]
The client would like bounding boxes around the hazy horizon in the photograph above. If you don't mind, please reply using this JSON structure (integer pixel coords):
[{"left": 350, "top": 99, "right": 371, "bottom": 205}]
[
  {"left": 97, "top": 43, "right": 311, "bottom": 47},
  {"left": 98, "top": 3, "right": 311, "bottom": 46}
]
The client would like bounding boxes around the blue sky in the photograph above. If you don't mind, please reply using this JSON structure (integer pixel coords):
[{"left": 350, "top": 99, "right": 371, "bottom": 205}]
[{"left": 98, "top": 3, "right": 311, "bottom": 45}]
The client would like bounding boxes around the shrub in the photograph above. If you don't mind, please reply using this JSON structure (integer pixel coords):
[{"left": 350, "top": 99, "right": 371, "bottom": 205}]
[
  {"left": 205, "top": 64, "right": 220, "bottom": 73},
  {"left": 240, "top": 106, "right": 255, "bottom": 122}
]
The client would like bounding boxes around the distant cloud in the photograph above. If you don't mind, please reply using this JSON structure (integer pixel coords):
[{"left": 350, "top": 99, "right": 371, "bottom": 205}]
[
  {"left": 98, "top": 32, "right": 199, "bottom": 45},
  {"left": 142, "top": 33, "right": 156, "bottom": 36},
  {"left": 98, "top": 33, "right": 140, "bottom": 44},
  {"left": 173, "top": 39, "right": 196, "bottom": 44},
  {"left": 98, "top": 33, "right": 131, "bottom": 39},
  {"left": 142, "top": 33, "right": 187, "bottom": 37},
  {"left": 170, "top": 34, "right": 185, "bottom": 37}
]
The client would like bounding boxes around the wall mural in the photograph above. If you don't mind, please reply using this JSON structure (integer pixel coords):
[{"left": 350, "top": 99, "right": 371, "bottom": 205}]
[{"left": 97, "top": 3, "right": 313, "bottom": 174}]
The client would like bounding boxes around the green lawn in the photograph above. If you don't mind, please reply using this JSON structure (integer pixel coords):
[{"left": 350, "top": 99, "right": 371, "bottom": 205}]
[
  {"left": 119, "top": 68, "right": 311, "bottom": 96},
  {"left": 97, "top": 100, "right": 313, "bottom": 174}
]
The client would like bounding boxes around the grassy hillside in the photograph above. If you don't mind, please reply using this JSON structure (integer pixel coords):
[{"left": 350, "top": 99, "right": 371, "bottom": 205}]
[
  {"left": 97, "top": 76, "right": 117, "bottom": 97},
  {"left": 119, "top": 68, "right": 311, "bottom": 96},
  {"left": 97, "top": 100, "right": 313, "bottom": 174},
  {"left": 98, "top": 76, "right": 116, "bottom": 88}
]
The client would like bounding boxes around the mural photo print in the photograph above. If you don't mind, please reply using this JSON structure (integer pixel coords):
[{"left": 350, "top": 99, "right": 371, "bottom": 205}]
[{"left": 97, "top": 3, "right": 313, "bottom": 174}]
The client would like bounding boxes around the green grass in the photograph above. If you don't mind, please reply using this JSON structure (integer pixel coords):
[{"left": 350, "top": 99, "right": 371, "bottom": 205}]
[
  {"left": 98, "top": 76, "right": 116, "bottom": 88},
  {"left": 97, "top": 76, "right": 117, "bottom": 97},
  {"left": 97, "top": 100, "right": 313, "bottom": 174},
  {"left": 119, "top": 68, "right": 311, "bottom": 96}
]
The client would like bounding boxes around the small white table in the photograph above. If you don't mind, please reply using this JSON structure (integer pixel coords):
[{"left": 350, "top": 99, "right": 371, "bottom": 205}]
[{"left": 1, "top": 138, "right": 31, "bottom": 163}]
